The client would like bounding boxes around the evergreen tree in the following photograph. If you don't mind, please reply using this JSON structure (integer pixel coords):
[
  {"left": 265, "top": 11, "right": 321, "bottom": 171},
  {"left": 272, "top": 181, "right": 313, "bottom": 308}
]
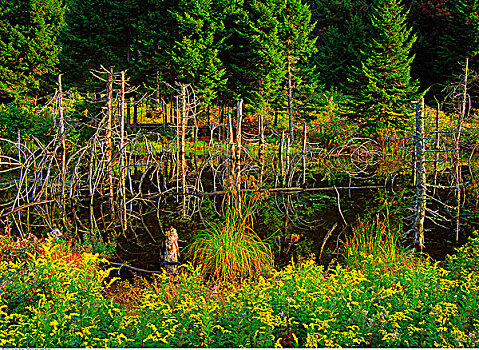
[
  {"left": 60, "top": 0, "right": 140, "bottom": 88},
  {"left": 225, "top": 0, "right": 286, "bottom": 111},
  {"left": 0, "top": 0, "right": 65, "bottom": 97},
  {"left": 169, "top": 0, "right": 227, "bottom": 106},
  {"left": 224, "top": 0, "right": 317, "bottom": 121},
  {"left": 309, "top": 0, "right": 373, "bottom": 90},
  {"left": 276, "top": 0, "right": 317, "bottom": 139},
  {"left": 405, "top": 0, "right": 450, "bottom": 94},
  {"left": 433, "top": 0, "right": 479, "bottom": 91},
  {"left": 349, "top": 0, "right": 419, "bottom": 132},
  {"left": 133, "top": 0, "right": 177, "bottom": 88}
]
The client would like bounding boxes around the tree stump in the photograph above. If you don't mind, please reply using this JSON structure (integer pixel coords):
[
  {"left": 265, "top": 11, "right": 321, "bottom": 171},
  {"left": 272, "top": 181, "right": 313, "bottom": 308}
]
[{"left": 165, "top": 226, "right": 180, "bottom": 273}]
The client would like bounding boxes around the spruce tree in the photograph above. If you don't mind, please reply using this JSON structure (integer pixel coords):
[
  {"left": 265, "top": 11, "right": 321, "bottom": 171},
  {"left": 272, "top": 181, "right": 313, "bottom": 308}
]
[
  {"left": 60, "top": 0, "right": 140, "bottom": 88},
  {"left": 0, "top": 0, "right": 65, "bottom": 97},
  {"left": 433, "top": 0, "right": 479, "bottom": 91},
  {"left": 226, "top": 0, "right": 286, "bottom": 111},
  {"left": 276, "top": 0, "right": 317, "bottom": 140},
  {"left": 133, "top": 0, "right": 177, "bottom": 88},
  {"left": 169, "top": 0, "right": 227, "bottom": 106},
  {"left": 405, "top": 0, "right": 450, "bottom": 94},
  {"left": 309, "top": 0, "right": 373, "bottom": 90},
  {"left": 349, "top": 0, "right": 419, "bottom": 132}
]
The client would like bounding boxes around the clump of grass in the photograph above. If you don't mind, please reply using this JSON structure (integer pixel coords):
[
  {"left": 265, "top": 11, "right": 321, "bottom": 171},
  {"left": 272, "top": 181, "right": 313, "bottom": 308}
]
[
  {"left": 188, "top": 206, "right": 273, "bottom": 283},
  {"left": 188, "top": 175, "right": 273, "bottom": 283},
  {"left": 342, "top": 215, "right": 417, "bottom": 273}
]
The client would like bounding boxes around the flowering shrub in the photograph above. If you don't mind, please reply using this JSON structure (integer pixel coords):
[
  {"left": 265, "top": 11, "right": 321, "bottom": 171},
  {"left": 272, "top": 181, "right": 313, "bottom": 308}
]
[{"left": 0, "top": 234, "right": 478, "bottom": 347}]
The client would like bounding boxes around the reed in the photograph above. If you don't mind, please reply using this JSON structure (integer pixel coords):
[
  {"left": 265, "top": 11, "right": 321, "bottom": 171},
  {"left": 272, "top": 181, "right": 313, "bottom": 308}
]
[{"left": 342, "top": 215, "right": 416, "bottom": 272}]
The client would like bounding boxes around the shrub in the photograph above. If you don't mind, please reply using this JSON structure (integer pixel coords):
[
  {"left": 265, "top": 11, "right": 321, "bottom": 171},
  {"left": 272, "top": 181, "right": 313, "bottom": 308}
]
[
  {"left": 0, "top": 97, "right": 54, "bottom": 144},
  {"left": 443, "top": 230, "right": 479, "bottom": 280},
  {"left": 311, "top": 111, "right": 359, "bottom": 146},
  {"left": 75, "top": 229, "right": 118, "bottom": 259},
  {"left": 0, "top": 237, "right": 131, "bottom": 347}
]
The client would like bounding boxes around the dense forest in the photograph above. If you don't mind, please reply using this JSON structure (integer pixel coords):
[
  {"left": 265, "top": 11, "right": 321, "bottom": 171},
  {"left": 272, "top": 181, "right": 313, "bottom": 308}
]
[{"left": 1, "top": 0, "right": 479, "bottom": 132}]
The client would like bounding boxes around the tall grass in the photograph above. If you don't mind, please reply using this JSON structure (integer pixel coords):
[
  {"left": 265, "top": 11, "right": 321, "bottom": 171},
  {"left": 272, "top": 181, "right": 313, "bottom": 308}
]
[
  {"left": 342, "top": 215, "right": 417, "bottom": 272},
  {"left": 187, "top": 175, "right": 273, "bottom": 282}
]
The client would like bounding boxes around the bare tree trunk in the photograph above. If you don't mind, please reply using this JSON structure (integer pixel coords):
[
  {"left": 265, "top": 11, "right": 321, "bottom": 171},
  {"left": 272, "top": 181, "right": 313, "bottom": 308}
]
[
  {"left": 433, "top": 100, "right": 440, "bottom": 196},
  {"left": 236, "top": 100, "right": 243, "bottom": 212},
  {"left": 207, "top": 105, "right": 211, "bottom": 126},
  {"left": 107, "top": 67, "right": 115, "bottom": 218},
  {"left": 175, "top": 95, "right": 180, "bottom": 202},
  {"left": 58, "top": 74, "right": 66, "bottom": 227},
  {"left": 181, "top": 86, "right": 187, "bottom": 218},
  {"left": 228, "top": 112, "right": 235, "bottom": 171},
  {"left": 413, "top": 97, "right": 426, "bottom": 252},
  {"left": 120, "top": 71, "right": 127, "bottom": 232},
  {"left": 287, "top": 58, "right": 294, "bottom": 142},
  {"left": 455, "top": 58, "right": 468, "bottom": 242},
  {"left": 163, "top": 99, "right": 166, "bottom": 133},
  {"left": 286, "top": 133, "right": 291, "bottom": 182},
  {"left": 279, "top": 131, "right": 284, "bottom": 185},
  {"left": 236, "top": 100, "right": 243, "bottom": 171},
  {"left": 302, "top": 122, "right": 307, "bottom": 185},
  {"left": 259, "top": 113, "right": 265, "bottom": 184}
]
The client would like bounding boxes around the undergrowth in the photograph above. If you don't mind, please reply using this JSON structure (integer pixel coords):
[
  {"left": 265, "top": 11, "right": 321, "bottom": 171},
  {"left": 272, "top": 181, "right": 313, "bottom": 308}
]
[{"left": 0, "top": 231, "right": 478, "bottom": 347}]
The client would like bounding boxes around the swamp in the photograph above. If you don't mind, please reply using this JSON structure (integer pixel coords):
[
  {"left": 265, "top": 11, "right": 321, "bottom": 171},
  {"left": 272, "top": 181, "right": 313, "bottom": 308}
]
[
  {"left": 0, "top": 66, "right": 479, "bottom": 347},
  {"left": 2, "top": 0, "right": 479, "bottom": 346}
]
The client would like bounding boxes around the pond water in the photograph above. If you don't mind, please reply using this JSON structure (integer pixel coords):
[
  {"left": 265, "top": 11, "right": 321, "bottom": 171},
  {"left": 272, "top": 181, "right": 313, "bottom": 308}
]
[{"left": 84, "top": 166, "right": 478, "bottom": 273}]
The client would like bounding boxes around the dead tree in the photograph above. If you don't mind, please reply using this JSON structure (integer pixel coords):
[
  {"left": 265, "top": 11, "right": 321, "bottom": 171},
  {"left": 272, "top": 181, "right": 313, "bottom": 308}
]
[{"left": 413, "top": 97, "right": 426, "bottom": 251}]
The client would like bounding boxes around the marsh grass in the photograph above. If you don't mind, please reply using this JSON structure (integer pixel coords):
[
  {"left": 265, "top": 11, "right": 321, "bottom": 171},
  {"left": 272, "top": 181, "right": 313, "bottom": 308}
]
[
  {"left": 188, "top": 206, "right": 273, "bottom": 283},
  {"left": 342, "top": 215, "right": 417, "bottom": 273},
  {"left": 187, "top": 176, "right": 274, "bottom": 282}
]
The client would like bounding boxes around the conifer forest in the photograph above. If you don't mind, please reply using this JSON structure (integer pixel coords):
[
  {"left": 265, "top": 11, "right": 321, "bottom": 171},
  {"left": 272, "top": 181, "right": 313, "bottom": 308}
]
[{"left": 1, "top": 0, "right": 479, "bottom": 347}]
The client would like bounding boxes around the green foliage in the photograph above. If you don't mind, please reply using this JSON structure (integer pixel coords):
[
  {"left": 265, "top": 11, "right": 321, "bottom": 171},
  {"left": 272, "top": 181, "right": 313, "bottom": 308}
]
[
  {"left": 169, "top": 0, "right": 227, "bottom": 106},
  {"left": 312, "top": 112, "right": 360, "bottom": 146},
  {"left": 131, "top": 0, "right": 177, "bottom": 88},
  {"left": 0, "top": 237, "right": 127, "bottom": 347},
  {"left": 348, "top": 0, "right": 419, "bottom": 133},
  {"left": 406, "top": 0, "right": 451, "bottom": 94},
  {"left": 342, "top": 215, "right": 413, "bottom": 274},
  {"left": 444, "top": 230, "right": 479, "bottom": 280},
  {"left": 2, "top": 235, "right": 479, "bottom": 347},
  {"left": 309, "top": 0, "right": 373, "bottom": 91},
  {"left": 225, "top": 0, "right": 318, "bottom": 114},
  {"left": 226, "top": 0, "right": 286, "bottom": 109},
  {"left": 60, "top": 0, "right": 140, "bottom": 88},
  {"left": 76, "top": 229, "right": 117, "bottom": 259},
  {"left": 0, "top": 232, "right": 42, "bottom": 264},
  {"left": 433, "top": 0, "right": 479, "bottom": 92},
  {"left": 0, "top": 97, "right": 54, "bottom": 143},
  {"left": 0, "top": 0, "right": 65, "bottom": 97},
  {"left": 275, "top": 0, "right": 318, "bottom": 128}
]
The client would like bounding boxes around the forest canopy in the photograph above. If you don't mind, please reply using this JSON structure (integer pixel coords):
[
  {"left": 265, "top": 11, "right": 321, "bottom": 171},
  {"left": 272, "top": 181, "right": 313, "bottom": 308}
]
[{"left": 1, "top": 0, "right": 479, "bottom": 130}]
